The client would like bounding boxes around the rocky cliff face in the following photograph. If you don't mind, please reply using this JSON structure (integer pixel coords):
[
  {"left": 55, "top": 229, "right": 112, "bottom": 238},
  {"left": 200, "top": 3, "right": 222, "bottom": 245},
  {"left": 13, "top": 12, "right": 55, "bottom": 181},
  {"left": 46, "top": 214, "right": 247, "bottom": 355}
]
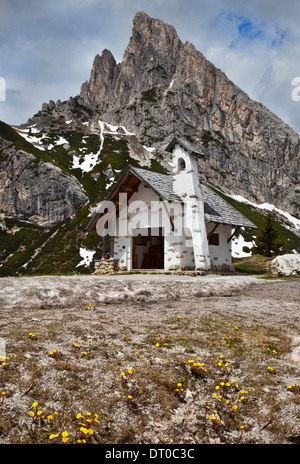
[
  {"left": 0, "top": 133, "right": 87, "bottom": 227},
  {"left": 79, "top": 12, "right": 300, "bottom": 217}
]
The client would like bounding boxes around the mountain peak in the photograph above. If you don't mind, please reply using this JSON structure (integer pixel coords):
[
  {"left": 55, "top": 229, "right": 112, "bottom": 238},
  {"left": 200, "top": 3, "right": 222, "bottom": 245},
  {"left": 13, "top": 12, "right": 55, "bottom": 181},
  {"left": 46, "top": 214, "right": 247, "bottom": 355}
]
[
  {"left": 129, "top": 11, "right": 182, "bottom": 52},
  {"left": 133, "top": 11, "right": 152, "bottom": 24},
  {"left": 80, "top": 11, "right": 182, "bottom": 110}
]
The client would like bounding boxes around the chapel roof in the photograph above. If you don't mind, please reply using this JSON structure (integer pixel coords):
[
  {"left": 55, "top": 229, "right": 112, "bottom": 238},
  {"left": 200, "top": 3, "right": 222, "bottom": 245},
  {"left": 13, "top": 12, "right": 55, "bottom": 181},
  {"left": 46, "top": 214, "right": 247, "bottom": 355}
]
[
  {"left": 86, "top": 165, "right": 256, "bottom": 230},
  {"left": 131, "top": 167, "right": 255, "bottom": 228}
]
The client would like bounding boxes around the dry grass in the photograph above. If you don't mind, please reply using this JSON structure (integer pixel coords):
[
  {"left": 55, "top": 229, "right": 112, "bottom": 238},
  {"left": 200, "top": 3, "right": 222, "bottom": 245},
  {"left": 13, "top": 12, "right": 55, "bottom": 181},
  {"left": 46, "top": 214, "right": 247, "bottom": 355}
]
[{"left": 0, "top": 277, "right": 299, "bottom": 444}]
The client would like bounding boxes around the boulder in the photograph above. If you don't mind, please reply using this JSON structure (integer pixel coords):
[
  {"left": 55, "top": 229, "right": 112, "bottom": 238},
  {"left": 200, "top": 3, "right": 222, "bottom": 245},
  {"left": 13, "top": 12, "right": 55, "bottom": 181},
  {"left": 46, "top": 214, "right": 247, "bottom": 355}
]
[{"left": 271, "top": 254, "right": 300, "bottom": 276}]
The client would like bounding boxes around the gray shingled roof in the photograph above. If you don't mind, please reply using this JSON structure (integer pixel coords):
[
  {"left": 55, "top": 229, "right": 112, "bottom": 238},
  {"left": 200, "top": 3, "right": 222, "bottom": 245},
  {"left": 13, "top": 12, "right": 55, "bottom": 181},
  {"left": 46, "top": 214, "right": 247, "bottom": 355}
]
[
  {"left": 131, "top": 167, "right": 255, "bottom": 228},
  {"left": 132, "top": 167, "right": 181, "bottom": 202},
  {"left": 200, "top": 184, "right": 255, "bottom": 228}
]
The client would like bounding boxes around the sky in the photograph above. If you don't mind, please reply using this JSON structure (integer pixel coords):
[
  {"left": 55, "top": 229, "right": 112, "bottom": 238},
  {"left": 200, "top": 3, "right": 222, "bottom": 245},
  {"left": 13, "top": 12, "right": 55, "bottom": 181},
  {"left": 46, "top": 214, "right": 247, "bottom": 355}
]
[{"left": 1, "top": 0, "right": 300, "bottom": 135}]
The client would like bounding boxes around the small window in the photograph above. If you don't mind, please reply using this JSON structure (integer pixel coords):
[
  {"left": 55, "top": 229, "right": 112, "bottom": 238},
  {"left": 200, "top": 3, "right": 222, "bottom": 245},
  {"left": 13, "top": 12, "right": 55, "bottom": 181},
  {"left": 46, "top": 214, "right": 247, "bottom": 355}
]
[
  {"left": 209, "top": 233, "right": 219, "bottom": 246},
  {"left": 178, "top": 157, "right": 186, "bottom": 171}
]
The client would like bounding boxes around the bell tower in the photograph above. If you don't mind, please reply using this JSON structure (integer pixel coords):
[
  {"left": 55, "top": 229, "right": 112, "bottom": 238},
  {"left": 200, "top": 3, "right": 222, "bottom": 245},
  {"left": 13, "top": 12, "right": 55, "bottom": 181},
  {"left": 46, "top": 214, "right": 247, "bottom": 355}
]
[{"left": 165, "top": 137, "right": 211, "bottom": 271}]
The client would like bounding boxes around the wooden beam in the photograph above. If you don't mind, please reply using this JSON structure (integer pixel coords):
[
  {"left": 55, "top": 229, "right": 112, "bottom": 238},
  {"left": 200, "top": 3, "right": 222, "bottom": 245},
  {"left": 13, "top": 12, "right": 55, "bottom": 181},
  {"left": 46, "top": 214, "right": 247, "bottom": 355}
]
[
  {"left": 119, "top": 185, "right": 138, "bottom": 193},
  {"left": 207, "top": 223, "right": 220, "bottom": 240},
  {"left": 227, "top": 226, "right": 241, "bottom": 243}
]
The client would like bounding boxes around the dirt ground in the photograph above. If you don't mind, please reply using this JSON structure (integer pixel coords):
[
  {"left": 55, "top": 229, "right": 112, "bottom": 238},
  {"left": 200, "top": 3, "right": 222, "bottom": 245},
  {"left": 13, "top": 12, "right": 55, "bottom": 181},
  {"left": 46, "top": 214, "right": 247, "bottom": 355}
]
[{"left": 0, "top": 274, "right": 299, "bottom": 444}]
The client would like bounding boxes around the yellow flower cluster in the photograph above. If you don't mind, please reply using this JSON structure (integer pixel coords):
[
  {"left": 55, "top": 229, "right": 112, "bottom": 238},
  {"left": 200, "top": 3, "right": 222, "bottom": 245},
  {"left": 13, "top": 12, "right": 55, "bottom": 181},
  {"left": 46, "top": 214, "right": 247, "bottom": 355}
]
[
  {"left": 49, "top": 349, "right": 59, "bottom": 358},
  {"left": 214, "top": 354, "right": 234, "bottom": 370},
  {"left": 120, "top": 367, "right": 136, "bottom": 379},
  {"left": 1, "top": 353, "right": 15, "bottom": 368},
  {"left": 29, "top": 401, "right": 46, "bottom": 418},
  {"left": 185, "top": 358, "right": 208, "bottom": 374},
  {"left": 47, "top": 410, "right": 99, "bottom": 443},
  {"left": 75, "top": 411, "right": 98, "bottom": 442},
  {"left": 206, "top": 379, "right": 254, "bottom": 429},
  {"left": 83, "top": 303, "right": 97, "bottom": 310},
  {"left": 174, "top": 381, "right": 184, "bottom": 394}
]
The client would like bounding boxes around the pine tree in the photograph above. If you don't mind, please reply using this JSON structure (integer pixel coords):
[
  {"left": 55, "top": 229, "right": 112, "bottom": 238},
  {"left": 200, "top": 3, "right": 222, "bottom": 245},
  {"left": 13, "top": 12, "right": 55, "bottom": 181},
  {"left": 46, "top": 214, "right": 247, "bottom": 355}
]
[{"left": 253, "top": 212, "right": 285, "bottom": 257}]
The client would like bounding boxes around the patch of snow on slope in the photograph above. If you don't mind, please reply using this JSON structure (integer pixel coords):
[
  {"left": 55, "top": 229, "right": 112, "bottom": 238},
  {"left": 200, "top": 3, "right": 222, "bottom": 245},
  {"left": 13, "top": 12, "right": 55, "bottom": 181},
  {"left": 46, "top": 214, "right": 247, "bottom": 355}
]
[
  {"left": 229, "top": 194, "right": 300, "bottom": 230},
  {"left": 164, "top": 79, "right": 175, "bottom": 95},
  {"left": 232, "top": 234, "right": 254, "bottom": 258},
  {"left": 143, "top": 145, "right": 156, "bottom": 152},
  {"left": 13, "top": 127, "right": 46, "bottom": 150},
  {"left": 77, "top": 248, "right": 95, "bottom": 268},
  {"left": 72, "top": 152, "right": 98, "bottom": 172},
  {"left": 72, "top": 120, "right": 106, "bottom": 173},
  {"left": 120, "top": 125, "right": 135, "bottom": 135},
  {"left": 72, "top": 120, "right": 138, "bottom": 173},
  {"left": 55, "top": 136, "right": 69, "bottom": 145}
]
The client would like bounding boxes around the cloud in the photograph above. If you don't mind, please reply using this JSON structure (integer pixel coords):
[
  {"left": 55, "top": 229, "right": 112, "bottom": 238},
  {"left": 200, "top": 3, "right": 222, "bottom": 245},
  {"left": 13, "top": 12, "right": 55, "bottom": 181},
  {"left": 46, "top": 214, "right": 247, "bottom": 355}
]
[{"left": 1, "top": 0, "right": 300, "bottom": 135}]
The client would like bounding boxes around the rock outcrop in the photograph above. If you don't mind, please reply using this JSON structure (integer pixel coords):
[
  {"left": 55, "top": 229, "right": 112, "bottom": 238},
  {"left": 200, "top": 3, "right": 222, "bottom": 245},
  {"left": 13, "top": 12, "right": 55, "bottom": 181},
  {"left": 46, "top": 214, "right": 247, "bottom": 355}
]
[
  {"left": 271, "top": 254, "right": 300, "bottom": 276},
  {"left": 0, "top": 142, "right": 87, "bottom": 227}
]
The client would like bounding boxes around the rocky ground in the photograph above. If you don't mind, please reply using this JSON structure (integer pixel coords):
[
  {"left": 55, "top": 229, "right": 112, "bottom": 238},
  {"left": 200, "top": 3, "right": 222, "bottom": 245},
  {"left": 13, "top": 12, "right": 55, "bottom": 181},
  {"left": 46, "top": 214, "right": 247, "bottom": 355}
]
[{"left": 0, "top": 274, "right": 299, "bottom": 444}]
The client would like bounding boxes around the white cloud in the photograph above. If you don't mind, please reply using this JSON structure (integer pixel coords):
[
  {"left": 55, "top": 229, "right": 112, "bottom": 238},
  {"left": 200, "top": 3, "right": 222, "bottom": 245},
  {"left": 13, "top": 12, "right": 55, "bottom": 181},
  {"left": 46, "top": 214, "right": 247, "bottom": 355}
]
[{"left": 1, "top": 0, "right": 300, "bottom": 134}]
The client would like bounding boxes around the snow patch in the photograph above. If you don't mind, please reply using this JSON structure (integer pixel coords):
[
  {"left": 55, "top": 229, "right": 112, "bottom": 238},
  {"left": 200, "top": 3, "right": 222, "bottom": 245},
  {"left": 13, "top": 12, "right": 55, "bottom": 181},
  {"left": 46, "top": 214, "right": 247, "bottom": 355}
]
[
  {"left": 232, "top": 234, "right": 254, "bottom": 258},
  {"left": 72, "top": 120, "right": 105, "bottom": 173},
  {"left": 77, "top": 248, "right": 95, "bottom": 267},
  {"left": 164, "top": 79, "right": 175, "bottom": 95},
  {"left": 229, "top": 194, "right": 300, "bottom": 230},
  {"left": 120, "top": 125, "right": 135, "bottom": 136},
  {"left": 143, "top": 145, "right": 156, "bottom": 153},
  {"left": 14, "top": 127, "right": 46, "bottom": 150},
  {"left": 54, "top": 136, "right": 69, "bottom": 146}
]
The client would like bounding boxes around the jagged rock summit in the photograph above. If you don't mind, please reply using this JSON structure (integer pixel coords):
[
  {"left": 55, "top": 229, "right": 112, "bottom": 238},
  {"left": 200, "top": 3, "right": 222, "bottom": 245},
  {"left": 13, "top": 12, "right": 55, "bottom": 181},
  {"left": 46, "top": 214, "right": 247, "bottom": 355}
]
[{"left": 80, "top": 12, "right": 183, "bottom": 112}]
